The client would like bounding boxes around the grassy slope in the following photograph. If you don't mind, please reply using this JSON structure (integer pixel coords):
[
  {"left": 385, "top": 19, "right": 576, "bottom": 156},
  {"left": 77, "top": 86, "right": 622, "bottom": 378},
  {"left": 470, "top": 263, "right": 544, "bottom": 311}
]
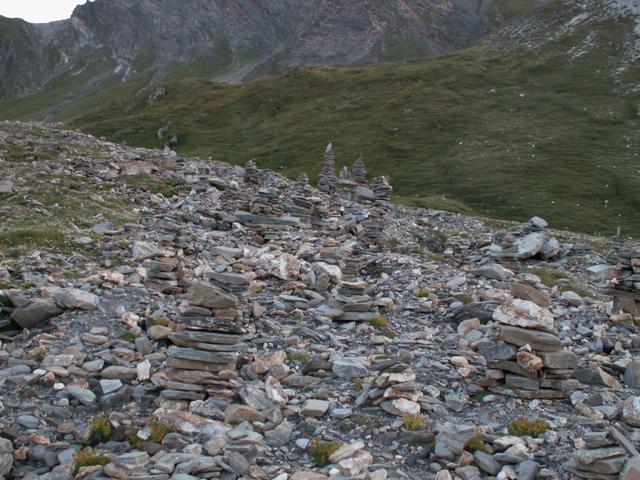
[{"left": 1, "top": 1, "right": 639, "bottom": 236}]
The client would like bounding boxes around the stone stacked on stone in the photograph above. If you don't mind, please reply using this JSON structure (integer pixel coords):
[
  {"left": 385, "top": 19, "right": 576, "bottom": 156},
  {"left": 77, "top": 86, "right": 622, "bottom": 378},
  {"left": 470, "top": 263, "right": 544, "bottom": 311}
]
[
  {"left": 317, "top": 143, "right": 337, "bottom": 194},
  {"left": 475, "top": 299, "right": 578, "bottom": 399},
  {"left": 236, "top": 188, "right": 301, "bottom": 242},
  {"left": 491, "top": 216, "right": 561, "bottom": 260},
  {"left": 161, "top": 282, "right": 247, "bottom": 402},
  {"left": 243, "top": 160, "right": 262, "bottom": 189},
  {"left": 363, "top": 207, "right": 386, "bottom": 244},
  {"left": 372, "top": 176, "right": 393, "bottom": 210},
  {"left": 361, "top": 355, "right": 424, "bottom": 417},
  {"left": 250, "top": 188, "right": 284, "bottom": 217},
  {"left": 323, "top": 279, "right": 379, "bottom": 322},
  {"left": 565, "top": 430, "right": 629, "bottom": 480},
  {"left": 143, "top": 256, "right": 182, "bottom": 294},
  {"left": 603, "top": 239, "right": 640, "bottom": 318},
  {"left": 352, "top": 156, "right": 367, "bottom": 185}
]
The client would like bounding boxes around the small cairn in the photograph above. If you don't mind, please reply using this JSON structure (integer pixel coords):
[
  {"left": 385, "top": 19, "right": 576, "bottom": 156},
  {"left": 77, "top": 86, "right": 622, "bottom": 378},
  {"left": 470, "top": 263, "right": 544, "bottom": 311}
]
[
  {"left": 603, "top": 229, "right": 640, "bottom": 318},
  {"left": 565, "top": 429, "right": 629, "bottom": 479},
  {"left": 359, "top": 351, "right": 425, "bottom": 417},
  {"left": 161, "top": 282, "right": 246, "bottom": 402},
  {"left": 143, "top": 257, "right": 182, "bottom": 294},
  {"left": 475, "top": 300, "right": 579, "bottom": 399},
  {"left": 372, "top": 175, "right": 393, "bottom": 210},
  {"left": 317, "top": 143, "right": 337, "bottom": 194},
  {"left": 288, "top": 173, "right": 315, "bottom": 222},
  {"left": 243, "top": 159, "right": 262, "bottom": 189},
  {"left": 352, "top": 156, "right": 367, "bottom": 185}
]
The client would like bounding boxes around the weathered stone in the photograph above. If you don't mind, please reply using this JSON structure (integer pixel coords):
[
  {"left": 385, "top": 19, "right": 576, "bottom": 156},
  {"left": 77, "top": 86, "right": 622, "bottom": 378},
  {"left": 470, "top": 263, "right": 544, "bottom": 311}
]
[
  {"left": 11, "top": 298, "right": 63, "bottom": 329},
  {"left": 511, "top": 282, "right": 550, "bottom": 308},
  {"left": 434, "top": 423, "right": 476, "bottom": 460},
  {"left": 493, "top": 299, "right": 554, "bottom": 331},
  {"left": 474, "top": 451, "right": 501, "bottom": 475},
  {"left": 333, "top": 358, "right": 369, "bottom": 379},
  {"left": 500, "top": 326, "right": 562, "bottom": 352},
  {"left": 186, "top": 281, "right": 239, "bottom": 309},
  {"left": 53, "top": 288, "right": 99, "bottom": 310},
  {"left": 574, "top": 368, "right": 622, "bottom": 390},
  {"left": 301, "top": 399, "right": 330, "bottom": 417}
]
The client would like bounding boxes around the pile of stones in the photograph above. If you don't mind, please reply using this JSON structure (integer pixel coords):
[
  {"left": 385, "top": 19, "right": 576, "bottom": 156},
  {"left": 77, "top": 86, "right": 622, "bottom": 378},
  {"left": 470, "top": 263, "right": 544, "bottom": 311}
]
[
  {"left": 317, "top": 143, "right": 337, "bottom": 194},
  {"left": 244, "top": 160, "right": 262, "bottom": 189},
  {"left": 476, "top": 298, "right": 579, "bottom": 399},
  {"left": 604, "top": 243, "right": 640, "bottom": 319}
]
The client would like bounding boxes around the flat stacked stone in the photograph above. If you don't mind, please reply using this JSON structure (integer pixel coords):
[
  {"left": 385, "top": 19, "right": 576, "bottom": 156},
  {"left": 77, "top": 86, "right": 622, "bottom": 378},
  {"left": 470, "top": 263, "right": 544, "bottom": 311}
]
[
  {"left": 209, "top": 271, "right": 253, "bottom": 297},
  {"left": 235, "top": 188, "right": 301, "bottom": 242},
  {"left": 243, "top": 159, "right": 262, "bottom": 189},
  {"left": 565, "top": 430, "right": 628, "bottom": 479},
  {"left": 363, "top": 207, "right": 386, "bottom": 244},
  {"left": 287, "top": 175, "right": 316, "bottom": 222},
  {"left": 328, "top": 281, "right": 379, "bottom": 323},
  {"left": 143, "top": 256, "right": 182, "bottom": 293},
  {"left": 162, "top": 282, "right": 247, "bottom": 402},
  {"left": 475, "top": 299, "right": 578, "bottom": 399},
  {"left": 603, "top": 238, "right": 640, "bottom": 318},
  {"left": 317, "top": 143, "right": 337, "bottom": 194},
  {"left": 342, "top": 257, "right": 362, "bottom": 280},
  {"left": 362, "top": 355, "right": 424, "bottom": 417},
  {"left": 352, "top": 156, "right": 367, "bottom": 185},
  {"left": 372, "top": 176, "right": 393, "bottom": 210}
]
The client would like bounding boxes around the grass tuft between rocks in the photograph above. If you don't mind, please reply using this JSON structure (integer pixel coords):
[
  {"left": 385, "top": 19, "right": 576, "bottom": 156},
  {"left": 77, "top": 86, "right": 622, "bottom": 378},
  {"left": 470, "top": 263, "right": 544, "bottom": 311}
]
[
  {"left": 508, "top": 417, "right": 551, "bottom": 437},
  {"left": 73, "top": 449, "right": 109, "bottom": 474},
  {"left": 309, "top": 438, "right": 342, "bottom": 466}
]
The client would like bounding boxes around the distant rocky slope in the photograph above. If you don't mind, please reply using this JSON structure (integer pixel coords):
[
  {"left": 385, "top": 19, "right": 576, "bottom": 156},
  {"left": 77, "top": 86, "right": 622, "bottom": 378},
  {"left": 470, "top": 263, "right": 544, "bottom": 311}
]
[{"left": 0, "top": 0, "right": 532, "bottom": 101}]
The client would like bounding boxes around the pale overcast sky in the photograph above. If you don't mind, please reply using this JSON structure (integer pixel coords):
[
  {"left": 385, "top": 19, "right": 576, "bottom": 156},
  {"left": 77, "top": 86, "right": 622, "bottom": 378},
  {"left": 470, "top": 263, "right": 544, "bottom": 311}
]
[{"left": 0, "top": 0, "right": 90, "bottom": 24}]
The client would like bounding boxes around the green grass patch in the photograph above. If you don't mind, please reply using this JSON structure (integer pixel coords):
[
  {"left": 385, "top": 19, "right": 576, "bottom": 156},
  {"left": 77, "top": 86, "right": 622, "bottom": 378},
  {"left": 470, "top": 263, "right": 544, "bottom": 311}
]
[
  {"left": 309, "top": 439, "right": 342, "bottom": 466},
  {"left": 73, "top": 449, "right": 109, "bottom": 475},
  {"left": 508, "top": 417, "right": 551, "bottom": 437},
  {"left": 286, "top": 352, "right": 310, "bottom": 365},
  {"left": 88, "top": 417, "right": 113, "bottom": 445},
  {"left": 119, "top": 331, "right": 140, "bottom": 341},
  {"left": 402, "top": 414, "right": 426, "bottom": 431}
]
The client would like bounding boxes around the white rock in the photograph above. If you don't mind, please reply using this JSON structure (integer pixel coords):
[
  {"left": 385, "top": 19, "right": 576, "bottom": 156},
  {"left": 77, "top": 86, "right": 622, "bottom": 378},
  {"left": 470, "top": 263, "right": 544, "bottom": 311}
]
[{"left": 493, "top": 299, "right": 554, "bottom": 331}]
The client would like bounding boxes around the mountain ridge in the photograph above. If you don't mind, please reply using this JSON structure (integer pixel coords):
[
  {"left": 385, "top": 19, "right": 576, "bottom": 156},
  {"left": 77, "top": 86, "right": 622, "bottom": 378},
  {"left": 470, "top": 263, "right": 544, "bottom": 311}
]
[{"left": 0, "top": 0, "right": 529, "bottom": 101}]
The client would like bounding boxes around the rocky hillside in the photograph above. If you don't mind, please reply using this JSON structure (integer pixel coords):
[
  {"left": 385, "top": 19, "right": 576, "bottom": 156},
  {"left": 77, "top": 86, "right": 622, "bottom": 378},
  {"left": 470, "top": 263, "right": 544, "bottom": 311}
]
[
  {"left": 2, "top": 121, "right": 640, "bottom": 479},
  {"left": 6, "top": 0, "right": 631, "bottom": 237},
  {"left": 0, "top": 0, "right": 531, "bottom": 101}
]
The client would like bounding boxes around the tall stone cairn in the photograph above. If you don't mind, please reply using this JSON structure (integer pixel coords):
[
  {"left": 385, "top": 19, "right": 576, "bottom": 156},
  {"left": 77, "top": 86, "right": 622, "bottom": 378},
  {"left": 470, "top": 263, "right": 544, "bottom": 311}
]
[
  {"left": 317, "top": 143, "right": 337, "bottom": 194},
  {"left": 373, "top": 176, "right": 393, "bottom": 210},
  {"left": 352, "top": 156, "right": 367, "bottom": 185},
  {"left": 244, "top": 160, "right": 262, "bottom": 189}
]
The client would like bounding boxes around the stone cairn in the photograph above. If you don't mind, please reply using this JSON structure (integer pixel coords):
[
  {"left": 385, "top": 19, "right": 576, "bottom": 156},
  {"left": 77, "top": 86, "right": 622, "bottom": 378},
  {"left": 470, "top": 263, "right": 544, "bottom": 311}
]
[
  {"left": 161, "top": 281, "right": 246, "bottom": 402},
  {"left": 475, "top": 302, "right": 578, "bottom": 399},
  {"left": 358, "top": 351, "right": 425, "bottom": 418},
  {"left": 363, "top": 176, "right": 393, "bottom": 244},
  {"left": 352, "top": 156, "right": 367, "bottom": 185},
  {"left": 603, "top": 230, "right": 640, "bottom": 318},
  {"left": 317, "top": 143, "right": 337, "bottom": 194},
  {"left": 565, "top": 428, "right": 631, "bottom": 479},
  {"left": 287, "top": 173, "right": 316, "bottom": 223},
  {"left": 235, "top": 187, "right": 300, "bottom": 243},
  {"left": 244, "top": 160, "right": 262, "bottom": 189},
  {"left": 138, "top": 217, "right": 185, "bottom": 294}
]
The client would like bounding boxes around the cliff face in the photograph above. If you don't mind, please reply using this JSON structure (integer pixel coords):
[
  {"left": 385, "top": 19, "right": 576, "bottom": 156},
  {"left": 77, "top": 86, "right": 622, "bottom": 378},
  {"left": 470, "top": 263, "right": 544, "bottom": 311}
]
[{"left": 0, "top": 0, "right": 518, "bottom": 100}]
